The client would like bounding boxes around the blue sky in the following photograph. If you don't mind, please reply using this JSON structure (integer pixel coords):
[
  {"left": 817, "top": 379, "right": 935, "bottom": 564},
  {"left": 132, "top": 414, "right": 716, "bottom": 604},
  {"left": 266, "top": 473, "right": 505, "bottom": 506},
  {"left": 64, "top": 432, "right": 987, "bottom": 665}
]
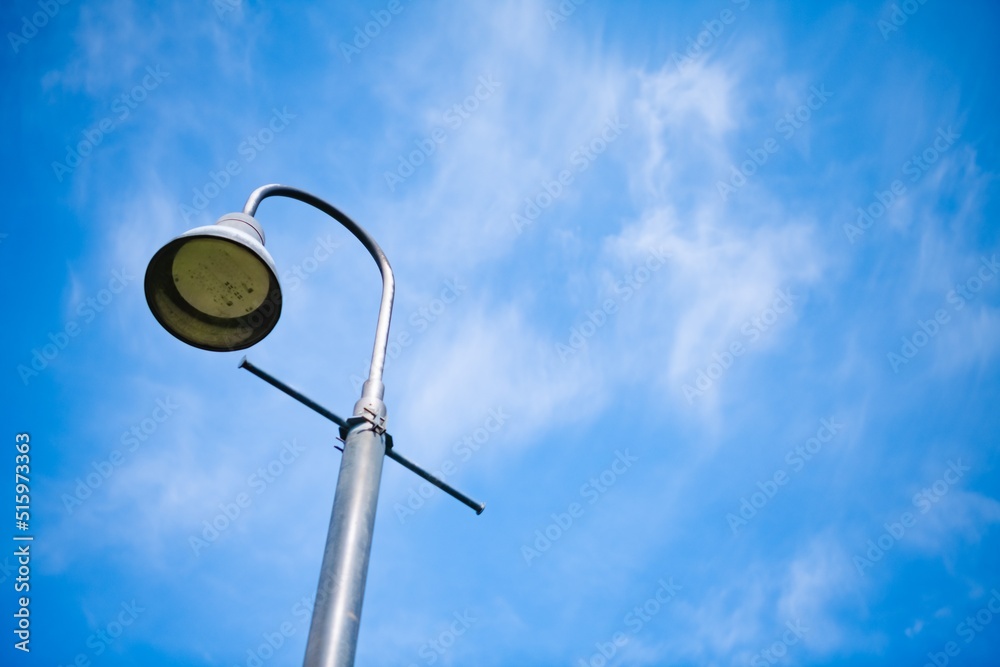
[{"left": 3, "top": 0, "right": 1000, "bottom": 665}]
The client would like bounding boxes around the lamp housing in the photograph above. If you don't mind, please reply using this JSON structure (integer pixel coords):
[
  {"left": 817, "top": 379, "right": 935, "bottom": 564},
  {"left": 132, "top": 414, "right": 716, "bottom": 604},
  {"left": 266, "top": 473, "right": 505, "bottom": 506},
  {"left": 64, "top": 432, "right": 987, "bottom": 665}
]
[{"left": 144, "top": 212, "right": 282, "bottom": 351}]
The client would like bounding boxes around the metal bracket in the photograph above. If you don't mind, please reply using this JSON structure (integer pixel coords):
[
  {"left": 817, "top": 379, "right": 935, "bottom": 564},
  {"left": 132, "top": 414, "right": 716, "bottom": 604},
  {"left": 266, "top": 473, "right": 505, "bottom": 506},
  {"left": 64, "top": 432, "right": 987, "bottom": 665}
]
[
  {"left": 338, "top": 416, "right": 373, "bottom": 441},
  {"left": 239, "top": 357, "right": 485, "bottom": 515},
  {"left": 358, "top": 405, "right": 387, "bottom": 436}
]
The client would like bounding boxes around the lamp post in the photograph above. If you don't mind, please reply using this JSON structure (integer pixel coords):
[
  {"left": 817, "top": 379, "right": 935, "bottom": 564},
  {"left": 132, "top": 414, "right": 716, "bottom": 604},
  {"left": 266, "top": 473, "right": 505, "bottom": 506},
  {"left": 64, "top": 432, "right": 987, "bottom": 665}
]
[{"left": 144, "top": 184, "right": 482, "bottom": 667}]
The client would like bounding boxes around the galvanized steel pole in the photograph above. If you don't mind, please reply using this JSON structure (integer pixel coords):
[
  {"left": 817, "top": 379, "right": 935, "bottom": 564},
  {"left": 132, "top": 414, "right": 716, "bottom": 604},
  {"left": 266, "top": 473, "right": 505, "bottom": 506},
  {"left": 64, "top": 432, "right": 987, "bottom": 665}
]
[
  {"left": 243, "top": 185, "right": 394, "bottom": 667},
  {"left": 302, "top": 407, "right": 386, "bottom": 666}
]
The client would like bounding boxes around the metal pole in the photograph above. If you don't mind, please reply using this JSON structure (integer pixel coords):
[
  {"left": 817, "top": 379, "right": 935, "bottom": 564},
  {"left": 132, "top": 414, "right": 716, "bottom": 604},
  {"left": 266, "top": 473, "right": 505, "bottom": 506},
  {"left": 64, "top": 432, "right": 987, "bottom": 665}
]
[
  {"left": 242, "top": 184, "right": 395, "bottom": 401},
  {"left": 238, "top": 186, "right": 397, "bottom": 665},
  {"left": 303, "top": 400, "right": 387, "bottom": 667}
]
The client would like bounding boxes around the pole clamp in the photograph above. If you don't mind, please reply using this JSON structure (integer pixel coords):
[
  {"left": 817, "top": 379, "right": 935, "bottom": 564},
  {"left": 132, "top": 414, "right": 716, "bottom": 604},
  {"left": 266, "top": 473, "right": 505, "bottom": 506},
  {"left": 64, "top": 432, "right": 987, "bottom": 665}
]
[{"left": 342, "top": 396, "right": 388, "bottom": 438}]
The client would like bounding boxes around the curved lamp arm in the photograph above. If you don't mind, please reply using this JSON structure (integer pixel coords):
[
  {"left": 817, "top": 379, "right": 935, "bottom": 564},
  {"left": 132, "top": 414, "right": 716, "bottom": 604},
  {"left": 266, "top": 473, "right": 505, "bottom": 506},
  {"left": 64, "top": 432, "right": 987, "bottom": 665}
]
[{"left": 243, "top": 184, "right": 395, "bottom": 402}]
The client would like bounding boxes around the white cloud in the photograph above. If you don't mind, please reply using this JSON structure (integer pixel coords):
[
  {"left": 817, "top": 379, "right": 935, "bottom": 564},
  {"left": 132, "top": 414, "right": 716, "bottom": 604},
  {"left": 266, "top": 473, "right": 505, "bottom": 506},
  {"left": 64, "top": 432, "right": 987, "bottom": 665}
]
[
  {"left": 393, "top": 303, "right": 605, "bottom": 464},
  {"left": 776, "top": 536, "right": 856, "bottom": 655}
]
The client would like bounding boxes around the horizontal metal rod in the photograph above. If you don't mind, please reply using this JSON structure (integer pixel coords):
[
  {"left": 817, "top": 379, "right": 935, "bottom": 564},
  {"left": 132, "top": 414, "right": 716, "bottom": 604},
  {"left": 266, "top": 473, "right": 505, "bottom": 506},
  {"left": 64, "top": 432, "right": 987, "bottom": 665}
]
[
  {"left": 239, "top": 357, "right": 347, "bottom": 427},
  {"left": 238, "top": 357, "right": 485, "bottom": 515},
  {"left": 385, "top": 444, "right": 485, "bottom": 515}
]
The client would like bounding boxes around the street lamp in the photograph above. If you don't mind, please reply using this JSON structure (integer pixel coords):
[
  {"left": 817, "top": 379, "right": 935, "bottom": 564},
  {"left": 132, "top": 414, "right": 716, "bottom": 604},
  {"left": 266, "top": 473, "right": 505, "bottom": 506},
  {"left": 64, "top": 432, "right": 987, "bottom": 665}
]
[{"left": 144, "top": 184, "right": 483, "bottom": 667}]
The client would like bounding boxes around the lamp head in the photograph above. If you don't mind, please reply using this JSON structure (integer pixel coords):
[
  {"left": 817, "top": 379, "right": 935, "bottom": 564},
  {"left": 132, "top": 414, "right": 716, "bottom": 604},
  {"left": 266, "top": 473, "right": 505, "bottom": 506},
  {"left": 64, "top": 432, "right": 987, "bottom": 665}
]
[{"left": 144, "top": 213, "right": 282, "bottom": 351}]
